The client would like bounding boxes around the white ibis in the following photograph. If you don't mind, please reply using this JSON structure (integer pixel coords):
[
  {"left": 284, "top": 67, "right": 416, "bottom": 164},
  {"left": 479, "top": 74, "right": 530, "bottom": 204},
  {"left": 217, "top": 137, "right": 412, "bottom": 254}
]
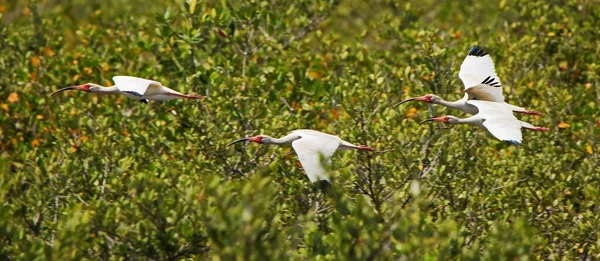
[
  {"left": 395, "top": 46, "right": 541, "bottom": 115},
  {"left": 226, "top": 129, "right": 375, "bottom": 187},
  {"left": 51, "top": 76, "right": 205, "bottom": 103},
  {"left": 420, "top": 100, "right": 548, "bottom": 145}
]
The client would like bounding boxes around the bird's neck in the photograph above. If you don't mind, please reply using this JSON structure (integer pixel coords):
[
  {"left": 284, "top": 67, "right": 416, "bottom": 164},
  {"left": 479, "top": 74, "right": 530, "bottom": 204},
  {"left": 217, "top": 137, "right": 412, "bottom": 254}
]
[
  {"left": 455, "top": 116, "right": 482, "bottom": 126},
  {"left": 434, "top": 96, "right": 466, "bottom": 111},
  {"left": 94, "top": 85, "right": 120, "bottom": 94},
  {"left": 268, "top": 133, "right": 301, "bottom": 145}
]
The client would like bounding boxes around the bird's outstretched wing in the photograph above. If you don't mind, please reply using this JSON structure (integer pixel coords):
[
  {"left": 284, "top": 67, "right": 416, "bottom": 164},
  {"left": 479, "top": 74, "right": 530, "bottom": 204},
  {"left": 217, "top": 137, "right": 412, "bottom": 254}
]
[
  {"left": 291, "top": 131, "right": 340, "bottom": 183},
  {"left": 468, "top": 100, "right": 523, "bottom": 144},
  {"left": 113, "top": 76, "right": 162, "bottom": 97},
  {"left": 459, "top": 46, "right": 505, "bottom": 103}
]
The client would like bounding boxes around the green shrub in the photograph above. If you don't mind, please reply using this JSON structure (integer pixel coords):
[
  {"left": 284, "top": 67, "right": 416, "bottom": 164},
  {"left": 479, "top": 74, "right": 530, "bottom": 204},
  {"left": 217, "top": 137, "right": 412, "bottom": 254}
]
[{"left": 1, "top": 0, "right": 598, "bottom": 259}]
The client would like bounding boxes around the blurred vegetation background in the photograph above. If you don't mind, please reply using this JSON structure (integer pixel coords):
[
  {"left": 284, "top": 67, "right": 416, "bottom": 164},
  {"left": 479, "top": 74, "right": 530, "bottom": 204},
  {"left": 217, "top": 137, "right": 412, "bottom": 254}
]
[{"left": 1, "top": 0, "right": 599, "bottom": 259}]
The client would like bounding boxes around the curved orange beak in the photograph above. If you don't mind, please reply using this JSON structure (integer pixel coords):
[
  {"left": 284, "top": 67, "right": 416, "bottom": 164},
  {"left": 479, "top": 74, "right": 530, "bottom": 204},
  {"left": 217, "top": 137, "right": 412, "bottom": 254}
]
[
  {"left": 394, "top": 95, "right": 432, "bottom": 107},
  {"left": 419, "top": 117, "right": 447, "bottom": 124},
  {"left": 226, "top": 136, "right": 262, "bottom": 147},
  {"left": 51, "top": 84, "right": 89, "bottom": 97}
]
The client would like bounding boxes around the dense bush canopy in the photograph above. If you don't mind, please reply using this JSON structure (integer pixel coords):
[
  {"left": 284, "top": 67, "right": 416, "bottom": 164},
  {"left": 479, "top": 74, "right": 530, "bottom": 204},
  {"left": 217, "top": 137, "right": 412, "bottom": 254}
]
[{"left": 1, "top": 0, "right": 599, "bottom": 259}]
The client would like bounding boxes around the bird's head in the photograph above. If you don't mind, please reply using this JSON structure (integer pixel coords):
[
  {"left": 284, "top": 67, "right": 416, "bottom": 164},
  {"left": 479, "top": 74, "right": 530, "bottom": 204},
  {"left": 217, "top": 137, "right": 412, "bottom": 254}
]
[
  {"left": 394, "top": 94, "right": 438, "bottom": 107},
  {"left": 226, "top": 135, "right": 274, "bottom": 147},
  {"left": 51, "top": 83, "right": 102, "bottom": 96},
  {"left": 419, "top": 115, "right": 460, "bottom": 124}
]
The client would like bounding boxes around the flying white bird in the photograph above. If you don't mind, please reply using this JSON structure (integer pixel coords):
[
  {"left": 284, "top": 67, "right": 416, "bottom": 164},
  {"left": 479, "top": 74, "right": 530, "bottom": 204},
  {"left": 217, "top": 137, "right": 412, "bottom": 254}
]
[
  {"left": 226, "top": 129, "right": 375, "bottom": 187},
  {"left": 419, "top": 100, "right": 548, "bottom": 145},
  {"left": 51, "top": 76, "right": 205, "bottom": 103},
  {"left": 395, "top": 46, "right": 541, "bottom": 115}
]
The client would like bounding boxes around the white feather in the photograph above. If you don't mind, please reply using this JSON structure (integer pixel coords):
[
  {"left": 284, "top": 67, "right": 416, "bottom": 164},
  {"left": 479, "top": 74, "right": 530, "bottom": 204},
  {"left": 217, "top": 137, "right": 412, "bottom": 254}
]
[
  {"left": 113, "top": 76, "right": 162, "bottom": 99},
  {"left": 467, "top": 100, "right": 523, "bottom": 144},
  {"left": 290, "top": 130, "right": 342, "bottom": 182},
  {"left": 459, "top": 50, "right": 505, "bottom": 103}
]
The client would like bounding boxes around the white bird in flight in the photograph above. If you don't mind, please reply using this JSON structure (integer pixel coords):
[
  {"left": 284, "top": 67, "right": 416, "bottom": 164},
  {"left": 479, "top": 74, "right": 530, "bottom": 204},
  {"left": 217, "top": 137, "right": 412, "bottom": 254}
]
[
  {"left": 226, "top": 129, "right": 375, "bottom": 188},
  {"left": 51, "top": 76, "right": 205, "bottom": 103},
  {"left": 419, "top": 100, "right": 548, "bottom": 145},
  {"left": 395, "top": 46, "right": 541, "bottom": 116}
]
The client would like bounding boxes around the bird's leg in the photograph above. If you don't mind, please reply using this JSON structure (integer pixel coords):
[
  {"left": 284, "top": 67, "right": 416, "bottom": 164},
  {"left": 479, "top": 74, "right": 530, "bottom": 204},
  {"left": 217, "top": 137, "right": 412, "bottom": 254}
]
[
  {"left": 522, "top": 126, "right": 549, "bottom": 132},
  {"left": 166, "top": 93, "right": 206, "bottom": 99},
  {"left": 184, "top": 94, "right": 206, "bottom": 99},
  {"left": 356, "top": 145, "right": 375, "bottom": 152},
  {"left": 340, "top": 144, "right": 375, "bottom": 152},
  {"left": 515, "top": 110, "right": 542, "bottom": 116}
]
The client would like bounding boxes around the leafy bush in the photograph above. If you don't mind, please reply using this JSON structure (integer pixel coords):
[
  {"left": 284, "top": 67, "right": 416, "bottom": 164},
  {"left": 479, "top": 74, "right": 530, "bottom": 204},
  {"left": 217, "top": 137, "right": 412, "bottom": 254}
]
[{"left": 1, "top": 0, "right": 598, "bottom": 259}]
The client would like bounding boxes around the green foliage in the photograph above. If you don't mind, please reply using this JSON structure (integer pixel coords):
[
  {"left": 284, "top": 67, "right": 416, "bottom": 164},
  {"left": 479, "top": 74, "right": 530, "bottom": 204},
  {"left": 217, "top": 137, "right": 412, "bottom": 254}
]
[{"left": 1, "top": 0, "right": 599, "bottom": 259}]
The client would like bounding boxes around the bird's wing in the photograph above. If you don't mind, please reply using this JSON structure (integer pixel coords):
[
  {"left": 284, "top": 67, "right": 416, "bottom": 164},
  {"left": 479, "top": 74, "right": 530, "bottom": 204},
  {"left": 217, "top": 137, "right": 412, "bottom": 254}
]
[
  {"left": 468, "top": 100, "right": 523, "bottom": 144},
  {"left": 113, "top": 76, "right": 162, "bottom": 97},
  {"left": 291, "top": 131, "right": 340, "bottom": 183},
  {"left": 459, "top": 46, "right": 505, "bottom": 103}
]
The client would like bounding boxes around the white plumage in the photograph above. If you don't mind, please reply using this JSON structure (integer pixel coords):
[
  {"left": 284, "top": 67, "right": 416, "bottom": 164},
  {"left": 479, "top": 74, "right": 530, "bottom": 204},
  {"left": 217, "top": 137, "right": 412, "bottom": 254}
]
[
  {"left": 113, "top": 76, "right": 188, "bottom": 101},
  {"left": 395, "top": 46, "right": 539, "bottom": 115},
  {"left": 51, "top": 75, "right": 205, "bottom": 103},
  {"left": 290, "top": 130, "right": 342, "bottom": 182},
  {"left": 467, "top": 100, "right": 523, "bottom": 144},
  {"left": 458, "top": 46, "right": 505, "bottom": 102},
  {"left": 227, "top": 129, "right": 375, "bottom": 184}
]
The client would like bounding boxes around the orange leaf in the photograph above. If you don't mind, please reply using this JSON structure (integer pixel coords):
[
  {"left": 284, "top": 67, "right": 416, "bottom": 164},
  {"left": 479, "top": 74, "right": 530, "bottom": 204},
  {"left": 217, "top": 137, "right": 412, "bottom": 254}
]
[
  {"left": 1, "top": 104, "right": 8, "bottom": 111},
  {"left": 23, "top": 7, "right": 32, "bottom": 15},
  {"left": 585, "top": 83, "right": 591, "bottom": 89},
  {"left": 44, "top": 47, "right": 54, "bottom": 56},
  {"left": 455, "top": 31, "right": 461, "bottom": 39},
  {"left": 0, "top": 5, "right": 5, "bottom": 13},
  {"left": 84, "top": 67, "right": 93, "bottom": 74},
  {"left": 586, "top": 145, "right": 593, "bottom": 155},
  {"left": 71, "top": 146, "right": 78, "bottom": 153},
  {"left": 7, "top": 92, "right": 18, "bottom": 103},
  {"left": 405, "top": 107, "right": 417, "bottom": 118},
  {"left": 331, "top": 108, "right": 339, "bottom": 120},
  {"left": 557, "top": 122, "right": 570, "bottom": 128},
  {"left": 312, "top": 71, "right": 323, "bottom": 79},
  {"left": 72, "top": 74, "right": 80, "bottom": 81},
  {"left": 79, "top": 135, "right": 89, "bottom": 142},
  {"left": 217, "top": 29, "right": 228, "bottom": 38},
  {"left": 31, "top": 139, "right": 40, "bottom": 148},
  {"left": 558, "top": 61, "right": 568, "bottom": 71},
  {"left": 36, "top": 114, "right": 44, "bottom": 120},
  {"left": 31, "top": 56, "right": 40, "bottom": 67}
]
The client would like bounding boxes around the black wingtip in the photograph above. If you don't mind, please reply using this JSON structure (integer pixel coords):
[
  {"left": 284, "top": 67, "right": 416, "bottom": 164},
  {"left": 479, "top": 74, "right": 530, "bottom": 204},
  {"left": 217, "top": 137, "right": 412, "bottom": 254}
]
[
  {"left": 505, "top": 140, "right": 521, "bottom": 146},
  {"left": 315, "top": 180, "right": 331, "bottom": 193},
  {"left": 468, "top": 46, "right": 488, "bottom": 57}
]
